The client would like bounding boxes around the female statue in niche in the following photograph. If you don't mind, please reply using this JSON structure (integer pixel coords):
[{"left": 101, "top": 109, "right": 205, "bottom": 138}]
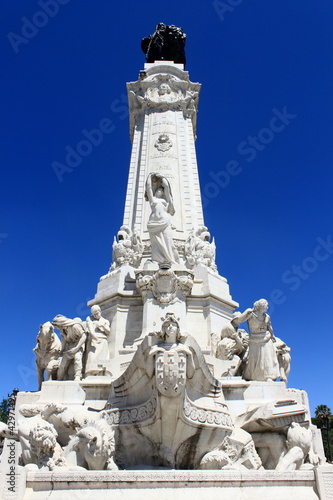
[{"left": 145, "top": 172, "right": 180, "bottom": 265}]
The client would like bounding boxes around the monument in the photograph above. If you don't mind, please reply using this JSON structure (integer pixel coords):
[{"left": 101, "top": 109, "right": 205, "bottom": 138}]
[{"left": 0, "top": 23, "right": 332, "bottom": 500}]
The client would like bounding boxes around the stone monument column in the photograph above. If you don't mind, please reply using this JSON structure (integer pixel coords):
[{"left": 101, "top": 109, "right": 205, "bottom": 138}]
[
  {"left": 124, "top": 60, "right": 204, "bottom": 258},
  {"left": 89, "top": 58, "right": 238, "bottom": 364}
]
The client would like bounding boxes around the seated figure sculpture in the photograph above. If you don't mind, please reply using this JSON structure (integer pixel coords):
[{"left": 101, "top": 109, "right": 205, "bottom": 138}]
[
  {"left": 52, "top": 315, "right": 86, "bottom": 381},
  {"left": 216, "top": 313, "right": 249, "bottom": 362},
  {"left": 211, "top": 313, "right": 249, "bottom": 377}
]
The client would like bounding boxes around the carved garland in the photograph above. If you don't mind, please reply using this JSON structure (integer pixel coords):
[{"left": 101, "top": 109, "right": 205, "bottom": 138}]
[
  {"left": 183, "top": 393, "right": 233, "bottom": 430},
  {"left": 104, "top": 394, "right": 157, "bottom": 426}
]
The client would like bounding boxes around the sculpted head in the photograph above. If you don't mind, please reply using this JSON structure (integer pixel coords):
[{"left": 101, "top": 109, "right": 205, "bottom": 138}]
[
  {"left": 200, "top": 230, "right": 210, "bottom": 242},
  {"left": 195, "top": 226, "right": 210, "bottom": 242},
  {"left": 156, "top": 23, "right": 166, "bottom": 32},
  {"left": 39, "top": 321, "right": 54, "bottom": 336},
  {"left": 91, "top": 305, "right": 101, "bottom": 319},
  {"left": 253, "top": 299, "right": 269, "bottom": 312},
  {"left": 154, "top": 186, "right": 165, "bottom": 199},
  {"left": 158, "top": 83, "right": 171, "bottom": 96},
  {"left": 118, "top": 225, "right": 131, "bottom": 242},
  {"left": 160, "top": 313, "right": 182, "bottom": 342},
  {"left": 30, "top": 421, "right": 58, "bottom": 458},
  {"left": 52, "top": 315, "right": 67, "bottom": 333}
]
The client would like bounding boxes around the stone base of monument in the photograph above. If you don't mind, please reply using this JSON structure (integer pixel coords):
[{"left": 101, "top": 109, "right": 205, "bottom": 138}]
[
  {"left": 22, "top": 468, "right": 333, "bottom": 500},
  {"left": 6, "top": 377, "right": 331, "bottom": 500}
]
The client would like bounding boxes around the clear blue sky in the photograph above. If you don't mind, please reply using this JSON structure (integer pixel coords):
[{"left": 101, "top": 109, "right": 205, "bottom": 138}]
[{"left": 1, "top": 1, "right": 333, "bottom": 415}]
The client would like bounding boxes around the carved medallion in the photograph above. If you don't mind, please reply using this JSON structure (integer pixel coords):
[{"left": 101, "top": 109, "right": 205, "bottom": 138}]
[{"left": 154, "top": 134, "right": 173, "bottom": 152}]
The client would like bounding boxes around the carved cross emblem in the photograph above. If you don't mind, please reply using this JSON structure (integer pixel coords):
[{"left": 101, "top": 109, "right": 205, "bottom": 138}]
[{"left": 156, "top": 351, "right": 186, "bottom": 397}]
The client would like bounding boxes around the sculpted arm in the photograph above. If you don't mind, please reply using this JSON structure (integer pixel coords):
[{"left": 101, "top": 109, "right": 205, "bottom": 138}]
[
  {"left": 160, "top": 175, "right": 175, "bottom": 215},
  {"left": 185, "top": 349, "right": 196, "bottom": 379},
  {"left": 132, "top": 229, "right": 142, "bottom": 249},
  {"left": 86, "top": 317, "right": 98, "bottom": 341},
  {"left": 145, "top": 173, "right": 154, "bottom": 205},
  {"left": 60, "top": 335, "right": 66, "bottom": 353},
  {"left": 100, "top": 318, "right": 111, "bottom": 335},
  {"left": 76, "top": 330, "right": 87, "bottom": 352},
  {"left": 232, "top": 308, "right": 254, "bottom": 327},
  {"left": 70, "top": 326, "right": 87, "bottom": 354},
  {"left": 266, "top": 315, "right": 276, "bottom": 341},
  {"left": 33, "top": 337, "right": 40, "bottom": 354},
  {"left": 161, "top": 176, "right": 171, "bottom": 201}
]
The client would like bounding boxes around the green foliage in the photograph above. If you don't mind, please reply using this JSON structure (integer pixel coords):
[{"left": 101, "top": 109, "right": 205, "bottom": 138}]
[
  {"left": 0, "top": 397, "right": 10, "bottom": 424},
  {"left": 315, "top": 405, "right": 332, "bottom": 419},
  {"left": 312, "top": 405, "right": 333, "bottom": 462}
]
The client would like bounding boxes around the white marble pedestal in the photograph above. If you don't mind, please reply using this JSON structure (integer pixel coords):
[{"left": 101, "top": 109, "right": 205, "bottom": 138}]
[{"left": 23, "top": 469, "right": 330, "bottom": 500}]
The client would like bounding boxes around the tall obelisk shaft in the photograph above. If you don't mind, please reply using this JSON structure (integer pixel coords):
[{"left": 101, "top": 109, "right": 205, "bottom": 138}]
[
  {"left": 123, "top": 61, "right": 204, "bottom": 247},
  {"left": 90, "top": 61, "right": 238, "bottom": 356}
]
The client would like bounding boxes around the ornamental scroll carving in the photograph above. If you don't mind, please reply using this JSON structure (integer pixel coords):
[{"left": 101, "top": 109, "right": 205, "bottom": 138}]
[
  {"left": 127, "top": 72, "right": 201, "bottom": 140},
  {"left": 104, "top": 394, "right": 157, "bottom": 425},
  {"left": 136, "top": 267, "right": 193, "bottom": 304},
  {"left": 129, "top": 76, "right": 199, "bottom": 112},
  {"left": 183, "top": 393, "right": 232, "bottom": 429}
]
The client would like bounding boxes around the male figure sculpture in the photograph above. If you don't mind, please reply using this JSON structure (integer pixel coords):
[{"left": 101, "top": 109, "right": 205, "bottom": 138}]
[
  {"left": 141, "top": 23, "right": 186, "bottom": 66},
  {"left": 52, "top": 315, "right": 86, "bottom": 381}
]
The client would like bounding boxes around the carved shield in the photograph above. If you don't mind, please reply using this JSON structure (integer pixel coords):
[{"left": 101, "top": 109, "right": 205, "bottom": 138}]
[{"left": 155, "top": 351, "right": 186, "bottom": 397}]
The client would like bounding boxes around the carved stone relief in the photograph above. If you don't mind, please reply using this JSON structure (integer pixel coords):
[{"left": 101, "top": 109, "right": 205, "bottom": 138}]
[
  {"left": 105, "top": 314, "right": 233, "bottom": 469},
  {"left": 110, "top": 225, "right": 143, "bottom": 271},
  {"left": 185, "top": 226, "right": 217, "bottom": 272},
  {"left": 136, "top": 267, "right": 193, "bottom": 304},
  {"left": 127, "top": 71, "right": 201, "bottom": 139},
  {"left": 154, "top": 133, "right": 173, "bottom": 152}
]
